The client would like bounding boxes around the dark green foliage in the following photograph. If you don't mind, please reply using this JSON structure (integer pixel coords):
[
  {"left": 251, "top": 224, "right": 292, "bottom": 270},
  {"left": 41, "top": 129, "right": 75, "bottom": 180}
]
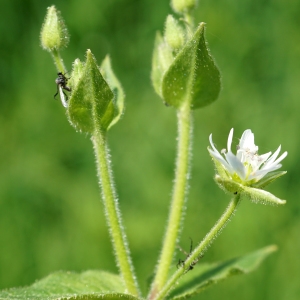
[{"left": 0, "top": 271, "right": 138, "bottom": 300}]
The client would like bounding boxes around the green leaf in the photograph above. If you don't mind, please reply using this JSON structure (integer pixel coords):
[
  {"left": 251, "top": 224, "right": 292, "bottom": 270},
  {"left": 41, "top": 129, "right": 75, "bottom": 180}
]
[
  {"left": 67, "top": 49, "right": 115, "bottom": 134},
  {"left": 169, "top": 245, "right": 277, "bottom": 300},
  {"left": 162, "top": 22, "right": 221, "bottom": 109},
  {"left": 100, "top": 55, "right": 125, "bottom": 130},
  {"left": 0, "top": 270, "right": 140, "bottom": 300}
]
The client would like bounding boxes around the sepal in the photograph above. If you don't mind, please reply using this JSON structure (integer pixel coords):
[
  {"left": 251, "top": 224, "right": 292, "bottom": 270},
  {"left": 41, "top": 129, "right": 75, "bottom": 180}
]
[
  {"left": 100, "top": 55, "right": 125, "bottom": 130},
  {"left": 209, "top": 150, "right": 230, "bottom": 180},
  {"left": 215, "top": 176, "right": 286, "bottom": 206},
  {"left": 69, "top": 58, "right": 84, "bottom": 88},
  {"left": 67, "top": 50, "right": 115, "bottom": 134},
  {"left": 151, "top": 32, "right": 174, "bottom": 97},
  {"left": 151, "top": 22, "right": 221, "bottom": 109},
  {"left": 252, "top": 171, "right": 287, "bottom": 189},
  {"left": 242, "top": 185, "right": 286, "bottom": 205}
]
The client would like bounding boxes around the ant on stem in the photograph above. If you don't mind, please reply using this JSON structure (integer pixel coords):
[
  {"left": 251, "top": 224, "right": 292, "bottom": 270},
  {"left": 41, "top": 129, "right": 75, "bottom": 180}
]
[{"left": 177, "top": 238, "right": 203, "bottom": 273}]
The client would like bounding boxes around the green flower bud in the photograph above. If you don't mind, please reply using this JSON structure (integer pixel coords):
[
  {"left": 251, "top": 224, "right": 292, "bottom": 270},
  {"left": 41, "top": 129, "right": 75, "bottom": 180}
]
[
  {"left": 151, "top": 23, "right": 221, "bottom": 109},
  {"left": 164, "top": 15, "right": 185, "bottom": 50},
  {"left": 67, "top": 50, "right": 116, "bottom": 134},
  {"left": 69, "top": 58, "right": 85, "bottom": 89},
  {"left": 40, "top": 6, "right": 69, "bottom": 51},
  {"left": 161, "top": 23, "right": 221, "bottom": 109},
  {"left": 151, "top": 32, "right": 174, "bottom": 97},
  {"left": 171, "top": 0, "right": 198, "bottom": 14},
  {"left": 100, "top": 56, "right": 125, "bottom": 130}
]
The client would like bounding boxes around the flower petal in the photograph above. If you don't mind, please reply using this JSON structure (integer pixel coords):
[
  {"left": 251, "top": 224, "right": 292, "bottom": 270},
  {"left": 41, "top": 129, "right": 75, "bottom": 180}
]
[
  {"left": 208, "top": 128, "right": 287, "bottom": 186},
  {"left": 208, "top": 134, "right": 232, "bottom": 170},
  {"left": 208, "top": 148, "right": 231, "bottom": 170},
  {"left": 239, "top": 129, "right": 258, "bottom": 153},
  {"left": 257, "top": 152, "right": 272, "bottom": 168},
  {"left": 264, "top": 145, "right": 282, "bottom": 166},
  {"left": 264, "top": 149, "right": 288, "bottom": 170},
  {"left": 225, "top": 151, "right": 246, "bottom": 179},
  {"left": 254, "top": 165, "right": 282, "bottom": 180},
  {"left": 227, "top": 128, "right": 234, "bottom": 152}
]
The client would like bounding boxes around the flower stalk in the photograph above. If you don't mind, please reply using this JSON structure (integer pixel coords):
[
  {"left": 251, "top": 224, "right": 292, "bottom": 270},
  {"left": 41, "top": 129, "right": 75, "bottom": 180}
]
[
  {"left": 92, "top": 130, "right": 140, "bottom": 297},
  {"left": 51, "top": 48, "right": 67, "bottom": 74},
  {"left": 149, "top": 100, "right": 192, "bottom": 299},
  {"left": 154, "top": 194, "right": 242, "bottom": 300}
]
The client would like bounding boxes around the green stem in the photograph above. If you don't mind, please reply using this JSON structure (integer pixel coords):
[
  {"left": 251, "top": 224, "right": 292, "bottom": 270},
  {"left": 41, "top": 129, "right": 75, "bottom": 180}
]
[
  {"left": 183, "top": 13, "right": 194, "bottom": 31},
  {"left": 149, "top": 102, "right": 192, "bottom": 299},
  {"left": 51, "top": 49, "right": 67, "bottom": 73},
  {"left": 92, "top": 131, "right": 140, "bottom": 297},
  {"left": 154, "top": 194, "right": 242, "bottom": 300}
]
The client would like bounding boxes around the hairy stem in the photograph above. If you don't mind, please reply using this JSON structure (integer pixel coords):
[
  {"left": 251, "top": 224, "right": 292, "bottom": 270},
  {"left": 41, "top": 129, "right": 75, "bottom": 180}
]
[
  {"left": 149, "top": 101, "right": 192, "bottom": 299},
  {"left": 154, "top": 194, "right": 242, "bottom": 300},
  {"left": 92, "top": 131, "right": 140, "bottom": 296},
  {"left": 51, "top": 49, "right": 67, "bottom": 73}
]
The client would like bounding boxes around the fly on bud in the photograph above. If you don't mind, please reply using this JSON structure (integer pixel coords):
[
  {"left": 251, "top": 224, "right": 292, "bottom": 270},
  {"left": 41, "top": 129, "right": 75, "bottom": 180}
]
[{"left": 54, "top": 72, "right": 71, "bottom": 108}]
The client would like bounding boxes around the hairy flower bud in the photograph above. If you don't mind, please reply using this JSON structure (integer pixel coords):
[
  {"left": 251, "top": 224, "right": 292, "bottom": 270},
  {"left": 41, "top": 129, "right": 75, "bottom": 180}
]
[
  {"left": 40, "top": 6, "right": 69, "bottom": 51},
  {"left": 171, "top": 0, "right": 198, "bottom": 14},
  {"left": 164, "top": 15, "right": 185, "bottom": 50}
]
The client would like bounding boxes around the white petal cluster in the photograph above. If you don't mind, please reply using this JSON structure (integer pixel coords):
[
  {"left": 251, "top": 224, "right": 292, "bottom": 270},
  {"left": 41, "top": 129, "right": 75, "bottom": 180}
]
[{"left": 209, "top": 128, "right": 287, "bottom": 184}]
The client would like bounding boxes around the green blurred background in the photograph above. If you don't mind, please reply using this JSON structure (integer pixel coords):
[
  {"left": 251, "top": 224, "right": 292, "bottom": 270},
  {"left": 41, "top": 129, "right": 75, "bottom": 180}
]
[{"left": 0, "top": 0, "right": 299, "bottom": 299}]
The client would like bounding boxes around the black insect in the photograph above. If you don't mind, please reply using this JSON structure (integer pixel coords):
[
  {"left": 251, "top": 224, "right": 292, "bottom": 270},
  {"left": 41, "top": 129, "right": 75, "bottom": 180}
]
[
  {"left": 177, "top": 238, "right": 203, "bottom": 273},
  {"left": 54, "top": 72, "right": 71, "bottom": 108}
]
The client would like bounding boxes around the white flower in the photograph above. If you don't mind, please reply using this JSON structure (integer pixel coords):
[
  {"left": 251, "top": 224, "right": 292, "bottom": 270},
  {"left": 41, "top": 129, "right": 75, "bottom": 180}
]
[{"left": 208, "top": 128, "right": 288, "bottom": 185}]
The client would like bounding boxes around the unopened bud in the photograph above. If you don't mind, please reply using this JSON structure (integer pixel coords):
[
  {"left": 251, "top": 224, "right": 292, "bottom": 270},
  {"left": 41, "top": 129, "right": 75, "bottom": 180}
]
[
  {"left": 164, "top": 15, "right": 185, "bottom": 50},
  {"left": 171, "top": 0, "right": 198, "bottom": 14},
  {"left": 40, "top": 6, "right": 69, "bottom": 51}
]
